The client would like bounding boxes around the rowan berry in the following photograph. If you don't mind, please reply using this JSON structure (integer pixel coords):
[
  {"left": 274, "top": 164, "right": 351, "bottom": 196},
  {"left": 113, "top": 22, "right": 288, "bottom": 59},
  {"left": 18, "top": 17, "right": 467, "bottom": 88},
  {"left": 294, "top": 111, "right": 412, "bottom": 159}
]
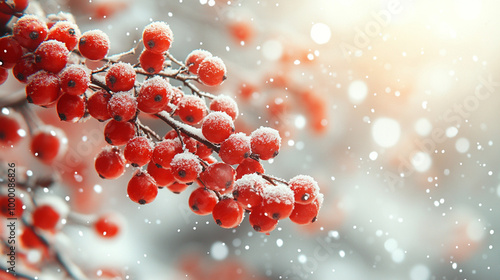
[
  {"left": 176, "top": 95, "right": 207, "bottom": 125},
  {"left": 142, "top": 21, "right": 173, "bottom": 54},
  {"left": 219, "top": 132, "right": 251, "bottom": 165},
  {"left": 260, "top": 184, "right": 295, "bottom": 220},
  {"left": 198, "top": 56, "right": 226, "bottom": 86},
  {"left": 78, "top": 29, "right": 110, "bottom": 60},
  {"left": 235, "top": 158, "right": 264, "bottom": 180},
  {"left": 94, "top": 213, "right": 122, "bottom": 238},
  {"left": 12, "top": 15, "right": 48, "bottom": 51},
  {"left": 0, "top": 195, "right": 24, "bottom": 218},
  {"left": 199, "top": 162, "right": 236, "bottom": 194},
  {"left": 0, "top": 0, "right": 28, "bottom": 13},
  {"left": 105, "top": 62, "right": 136, "bottom": 92},
  {"left": 33, "top": 40, "right": 69, "bottom": 73},
  {"left": 185, "top": 49, "right": 212, "bottom": 74},
  {"left": 47, "top": 20, "right": 81, "bottom": 50},
  {"left": 20, "top": 227, "right": 45, "bottom": 250},
  {"left": 139, "top": 49, "right": 165, "bottom": 74},
  {"left": 170, "top": 152, "right": 202, "bottom": 184},
  {"left": 123, "top": 136, "right": 153, "bottom": 167},
  {"left": 137, "top": 76, "right": 171, "bottom": 114},
  {"left": 103, "top": 119, "right": 135, "bottom": 145},
  {"left": 209, "top": 94, "right": 239, "bottom": 120},
  {"left": 212, "top": 197, "right": 244, "bottom": 229},
  {"left": 201, "top": 111, "right": 234, "bottom": 143},
  {"left": 32, "top": 204, "right": 60, "bottom": 231},
  {"left": 56, "top": 93, "right": 86, "bottom": 122},
  {"left": 289, "top": 194, "right": 323, "bottom": 225},
  {"left": 87, "top": 89, "right": 112, "bottom": 121},
  {"left": 189, "top": 187, "right": 218, "bottom": 215},
  {"left": 59, "top": 64, "right": 90, "bottom": 96},
  {"left": 0, "top": 36, "right": 23, "bottom": 69},
  {"left": 249, "top": 206, "right": 278, "bottom": 234},
  {"left": 127, "top": 171, "right": 158, "bottom": 205},
  {"left": 232, "top": 173, "right": 265, "bottom": 210},
  {"left": 250, "top": 126, "right": 281, "bottom": 160},
  {"left": 167, "top": 182, "right": 189, "bottom": 194},
  {"left": 107, "top": 92, "right": 137, "bottom": 122},
  {"left": 164, "top": 86, "right": 184, "bottom": 113},
  {"left": 94, "top": 147, "right": 126, "bottom": 179},
  {"left": 289, "top": 175, "right": 320, "bottom": 205},
  {"left": 146, "top": 163, "right": 175, "bottom": 187},
  {"left": 0, "top": 109, "right": 25, "bottom": 148},
  {"left": 30, "top": 126, "right": 67, "bottom": 164},
  {"left": 151, "top": 138, "right": 182, "bottom": 168},
  {"left": 195, "top": 141, "right": 212, "bottom": 159},
  {"left": 26, "top": 70, "right": 61, "bottom": 106},
  {"left": 12, "top": 54, "right": 39, "bottom": 83}
]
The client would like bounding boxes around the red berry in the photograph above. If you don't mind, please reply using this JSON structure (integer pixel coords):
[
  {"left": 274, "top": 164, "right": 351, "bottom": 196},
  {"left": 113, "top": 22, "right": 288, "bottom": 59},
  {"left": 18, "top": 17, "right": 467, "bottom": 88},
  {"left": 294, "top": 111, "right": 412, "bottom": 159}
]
[
  {"left": 199, "top": 162, "right": 236, "bottom": 194},
  {"left": 34, "top": 40, "right": 69, "bottom": 73},
  {"left": 20, "top": 227, "right": 45, "bottom": 249},
  {"left": 167, "top": 182, "right": 189, "bottom": 194},
  {"left": 164, "top": 130, "right": 198, "bottom": 153},
  {"left": 94, "top": 147, "right": 126, "bottom": 179},
  {"left": 151, "top": 138, "right": 182, "bottom": 168},
  {"left": 47, "top": 20, "right": 81, "bottom": 50},
  {"left": 198, "top": 56, "right": 226, "bottom": 86},
  {"left": 107, "top": 92, "right": 137, "bottom": 122},
  {"left": 0, "top": 67, "right": 7, "bottom": 85},
  {"left": 289, "top": 194, "right": 323, "bottom": 225},
  {"left": 249, "top": 206, "right": 278, "bottom": 234},
  {"left": 250, "top": 127, "right": 281, "bottom": 160},
  {"left": 236, "top": 158, "right": 264, "bottom": 180},
  {"left": 0, "top": 195, "right": 24, "bottom": 218},
  {"left": 139, "top": 49, "right": 165, "bottom": 74},
  {"left": 13, "top": 15, "right": 48, "bottom": 51},
  {"left": 0, "top": 108, "right": 25, "bottom": 148},
  {"left": 201, "top": 111, "right": 234, "bottom": 143},
  {"left": 185, "top": 49, "right": 212, "bottom": 74},
  {"left": 0, "top": 0, "right": 28, "bottom": 13},
  {"left": 30, "top": 126, "right": 67, "bottom": 164},
  {"left": 176, "top": 95, "right": 207, "bottom": 125},
  {"left": 260, "top": 184, "right": 295, "bottom": 220},
  {"left": 127, "top": 171, "right": 158, "bottom": 205},
  {"left": 189, "top": 187, "right": 218, "bottom": 215},
  {"left": 87, "top": 89, "right": 112, "bottom": 121},
  {"left": 0, "top": 36, "right": 23, "bottom": 69},
  {"left": 212, "top": 197, "right": 244, "bottom": 229},
  {"left": 12, "top": 54, "right": 40, "bottom": 83},
  {"left": 105, "top": 62, "right": 136, "bottom": 92},
  {"left": 209, "top": 94, "right": 239, "bottom": 120},
  {"left": 59, "top": 64, "right": 90, "bottom": 95},
  {"left": 78, "top": 29, "right": 110, "bottom": 60},
  {"left": 195, "top": 141, "right": 212, "bottom": 159},
  {"left": 219, "top": 132, "right": 251, "bottom": 165},
  {"left": 104, "top": 119, "right": 136, "bottom": 145},
  {"left": 26, "top": 70, "right": 61, "bottom": 106},
  {"left": 146, "top": 163, "right": 175, "bottom": 187},
  {"left": 56, "top": 93, "right": 86, "bottom": 122},
  {"left": 32, "top": 205, "right": 60, "bottom": 231},
  {"left": 123, "top": 136, "right": 154, "bottom": 167},
  {"left": 232, "top": 173, "right": 265, "bottom": 210},
  {"left": 289, "top": 175, "right": 320, "bottom": 205},
  {"left": 170, "top": 152, "right": 202, "bottom": 184},
  {"left": 94, "top": 213, "right": 122, "bottom": 238},
  {"left": 137, "top": 76, "right": 171, "bottom": 114},
  {"left": 164, "top": 86, "right": 184, "bottom": 113},
  {"left": 142, "top": 21, "right": 173, "bottom": 54}
]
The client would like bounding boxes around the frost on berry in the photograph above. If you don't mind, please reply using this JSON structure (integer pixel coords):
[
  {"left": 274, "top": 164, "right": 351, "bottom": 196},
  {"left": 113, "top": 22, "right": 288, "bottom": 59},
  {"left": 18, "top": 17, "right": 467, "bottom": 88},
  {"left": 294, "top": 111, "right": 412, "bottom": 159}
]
[
  {"left": 106, "top": 62, "right": 136, "bottom": 92},
  {"left": 176, "top": 95, "right": 208, "bottom": 125},
  {"left": 250, "top": 126, "right": 281, "bottom": 160},
  {"left": 107, "top": 92, "right": 137, "bottom": 122},
  {"left": 219, "top": 132, "right": 251, "bottom": 165},
  {"left": 201, "top": 111, "right": 235, "bottom": 144},
  {"left": 13, "top": 15, "right": 48, "bottom": 51},
  {"left": 185, "top": 49, "right": 212, "bottom": 74},
  {"left": 13, "top": 54, "right": 40, "bottom": 83},
  {"left": 198, "top": 56, "right": 227, "bottom": 86},
  {"left": 47, "top": 20, "right": 81, "bottom": 50},
  {"left": 151, "top": 138, "right": 182, "bottom": 168},
  {"left": 137, "top": 76, "right": 172, "bottom": 114},
  {"left": 170, "top": 151, "right": 202, "bottom": 184},
  {"left": 59, "top": 64, "right": 90, "bottom": 96},
  {"left": 260, "top": 184, "right": 295, "bottom": 220},
  {"left": 289, "top": 175, "right": 320, "bottom": 205},
  {"left": 78, "top": 29, "right": 110, "bottom": 60},
  {"left": 34, "top": 40, "right": 69, "bottom": 74},
  {"left": 232, "top": 173, "right": 265, "bottom": 210},
  {"left": 127, "top": 171, "right": 158, "bottom": 205},
  {"left": 236, "top": 158, "right": 265, "bottom": 180},
  {"left": 123, "top": 136, "right": 154, "bottom": 167},
  {"left": 142, "top": 21, "right": 173, "bottom": 54},
  {"left": 26, "top": 70, "right": 61, "bottom": 106},
  {"left": 209, "top": 94, "right": 239, "bottom": 120},
  {"left": 147, "top": 163, "right": 175, "bottom": 187}
]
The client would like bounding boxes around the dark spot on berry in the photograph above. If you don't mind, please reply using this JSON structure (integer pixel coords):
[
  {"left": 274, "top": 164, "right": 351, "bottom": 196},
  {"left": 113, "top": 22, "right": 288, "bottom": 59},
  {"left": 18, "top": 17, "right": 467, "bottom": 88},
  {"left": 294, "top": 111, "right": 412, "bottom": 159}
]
[
  {"left": 26, "top": 96, "right": 33, "bottom": 103},
  {"left": 311, "top": 216, "right": 317, "bottom": 223},
  {"left": 155, "top": 163, "right": 162, "bottom": 169},
  {"left": 138, "top": 199, "right": 146, "bottom": 205},
  {"left": 158, "top": 186, "right": 164, "bottom": 189},
  {"left": 191, "top": 204, "right": 199, "bottom": 211},
  {"left": 0, "top": 132, "right": 5, "bottom": 140},
  {"left": 216, "top": 219, "right": 222, "bottom": 226},
  {"left": 34, "top": 55, "right": 41, "bottom": 63},
  {"left": 113, "top": 115, "right": 122, "bottom": 122},
  {"left": 185, "top": 115, "right": 194, "bottom": 123},
  {"left": 108, "top": 75, "right": 116, "bottom": 85},
  {"left": 186, "top": 182, "right": 193, "bottom": 185},
  {"left": 173, "top": 191, "right": 180, "bottom": 194},
  {"left": 273, "top": 150, "right": 279, "bottom": 157},
  {"left": 225, "top": 181, "right": 232, "bottom": 187},
  {"left": 79, "top": 37, "right": 86, "bottom": 45},
  {"left": 67, "top": 80, "right": 75, "bottom": 88},
  {"left": 232, "top": 190, "right": 239, "bottom": 198},
  {"left": 178, "top": 170, "right": 186, "bottom": 178},
  {"left": 301, "top": 193, "right": 310, "bottom": 202},
  {"left": 147, "top": 67, "right": 155, "bottom": 73},
  {"left": 58, "top": 113, "right": 66, "bottom": 121},
  {"left": 231, "top": 126, "right": 235, "bottom": 132},
  {"left": 222, "top": 75, "right": 227, "bottom": 81},
  {"left": 154, "top": 94, "right": 162, "bottom": 102},
  {"left": 68, "top": 28, "right": 75, "bottom": 36},
  {"left": 272, "top": 213, "right": 280, "bottom": 220},
  {"left": 98, "top": 174, "right": 105, "bottom": 179},
  {"left": 105, "top": 136, "right": 112, "bottom": 144},
  {"left": 131, "top": 163, "right": 139, "bottom": 167},
  {"left": 147, "top": 40, "right": 155, "bottom": 48},
  {"left": 16, "top": 73, "right": 25, "bottom": 81},
  {"left": 253, "top": 225, "right": 261, "bottom": 232},
  {"left": 29, "top": 31, "right": 39, "bottom": 40},
  {"left": 243, "top": 152, "right": 249, "bottom": 158}
]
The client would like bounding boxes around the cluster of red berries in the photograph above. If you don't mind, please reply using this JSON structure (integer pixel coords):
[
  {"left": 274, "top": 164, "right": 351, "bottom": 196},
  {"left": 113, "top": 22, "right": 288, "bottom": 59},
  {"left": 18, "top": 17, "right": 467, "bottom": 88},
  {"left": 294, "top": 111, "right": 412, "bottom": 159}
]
[{"left": 0, "top": 9, "right": 323, "bottom": 234}]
